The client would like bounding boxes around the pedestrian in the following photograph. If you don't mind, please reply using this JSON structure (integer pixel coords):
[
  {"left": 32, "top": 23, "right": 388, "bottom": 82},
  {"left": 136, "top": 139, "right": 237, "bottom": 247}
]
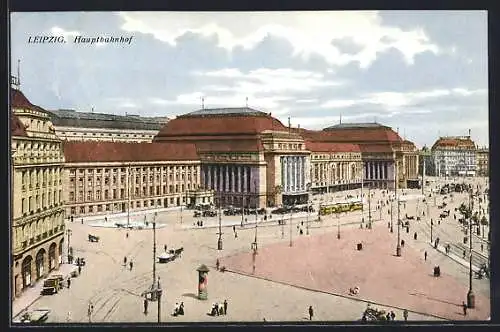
[
  {"left": 129, "top": 261, "right": 133, "bottom": 271},
  {"left": 390, "top": 311, "right": 396, "bottom": 320},
  {"left": 424, "top": 251, "right": 427, "bottom": 261},
  {"left": 78, "top": 265, "right": 82, "bottom": 275},
  {"left": 308, "top": 305, "right": 314, "bottom": 320},
  {"left": 124, "top": 256, "right": 127, "bottom": 265},
  {"left": 462, "top": 301, "right": 467, "bottom": 316},
  {"left": 66, "top": 311, "right": 72, "bottom": 322},
  {"left": 233, "top": 225, "right": 236, "bottom": 232},
  {"left": 463, "top": 250, "right": 466, "bottom": 259},
  {"left": 67, "top": 278, "right": 71, "bottom": 288},
  {"left": 414, "top": 232, "right": 417, "bottom": 240},
  {"left": 126, "top": 232, "right": 129, "bottom": 239},
  {"left": 216, "top": 258, "right": 220, "bottom": 271},
  {"left": 81, "top": 218, "right": 84, "bottom": 224},
  {"left": 386, "top": 313, "right": 391, "bottom": 321},
  {"left": 438, "top": 219, "right": 441, "bottom": 225},
  {"left": 234, "top": 231, "right": 238, "bottom": 238},
  {"left": 105, "top": 217, "right": 108, "bottom": 223},
  {"left": 481, "top": 243, "right": 484, "bottom": 252},
  {"left": 144, "top": 298, "right": 148, "bottom": 315},
  {"left": 224, "top": 299, "right": 228, "bottom": 315},
  {"left": 164, "top": 244, "right": 167, "bottom": 252},
  {"left": 403, "top": 309, "right": 408, "bottom": 321},
  {"left": 401, "top": 239, "right": 405, "bottom": 247}
]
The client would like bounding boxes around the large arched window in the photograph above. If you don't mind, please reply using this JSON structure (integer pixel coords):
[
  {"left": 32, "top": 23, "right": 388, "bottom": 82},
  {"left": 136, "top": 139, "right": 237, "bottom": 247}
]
[
  {"left": 48, "top": 242, "right": 57, "bottom": 271},
  {"left": 35, "top": 248, "right": 46, "bottom": 279},
  {"left": 21, "top": 256, "right": 32, "bottom": 288}
]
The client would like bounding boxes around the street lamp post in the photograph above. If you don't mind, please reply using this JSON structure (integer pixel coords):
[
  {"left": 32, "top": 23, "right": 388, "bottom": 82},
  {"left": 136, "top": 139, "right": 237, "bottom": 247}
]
[
  {"left": 306, "top": 183, "right": 311, "bottom": 235},
  {"left": 143, "top": 212, "right": 163, "bottom": 323},
  {"left": 289, "top": 200, "right": 294, "bottom": 247},
  {"left": 217, "top": 198, "right": 223, "bottom": 250},
  {"left": 367, "top": 184, "right": 372, "bottom": 229},
  {"left": 361, "top": 162, "right": 364, "bottom": 227},
  {"left": 390, "top": 197, "right": 394, "bottom": 233},
  {"left": 467, "top": 190, "right": 475, "bottom": 308},
  {"left": 66, "top": 229, "right": 72, "bottom": 264},
  {"left": 396, "top": 161, "right": 401, "bottom": 257}
]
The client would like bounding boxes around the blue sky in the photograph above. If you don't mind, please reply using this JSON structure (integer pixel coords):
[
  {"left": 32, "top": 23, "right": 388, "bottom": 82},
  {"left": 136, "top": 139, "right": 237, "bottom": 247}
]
[{"left": 10, "top": 11, "right": 488, "bottom": 148}]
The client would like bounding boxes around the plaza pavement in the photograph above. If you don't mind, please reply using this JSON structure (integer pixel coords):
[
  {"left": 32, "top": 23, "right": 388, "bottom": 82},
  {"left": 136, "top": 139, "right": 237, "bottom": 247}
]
[{"left": 12, "top": 177, "right": 490, "bottom": 323}]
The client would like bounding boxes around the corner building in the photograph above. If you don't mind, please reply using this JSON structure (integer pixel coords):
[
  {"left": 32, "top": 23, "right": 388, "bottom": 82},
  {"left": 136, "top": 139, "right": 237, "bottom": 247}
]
[{"left": 11, "top": 88, "right": 66, "bottom": 297}]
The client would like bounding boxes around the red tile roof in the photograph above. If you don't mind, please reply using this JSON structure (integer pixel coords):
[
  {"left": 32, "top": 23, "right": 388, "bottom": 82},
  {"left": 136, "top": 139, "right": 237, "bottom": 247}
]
[
  {"left": 195, "top": 140, "right": 264, "bottom": 153},
  {"left": 305, "top": 140, "right": 360, "bottom": 153},
  {"left": 359, "top": 144, "right": 395, "bottom": 153},
  {"left": 11, "top": 88, "right": 45, "bottom": 112},
  {"left": 432, "top": 137, "right": 476, "bottom": 150},
  {"left": 11, "top": 113, "right": 27, "bottom": 137},
  {"left": 294, "top": 127, "right": 402, "bottom": 143},
  {"left": 155, "top": 115, "right": 288, "bottom": 138},
  {"left": 63, "top": 141, "right": 199, "bottom": 163}
]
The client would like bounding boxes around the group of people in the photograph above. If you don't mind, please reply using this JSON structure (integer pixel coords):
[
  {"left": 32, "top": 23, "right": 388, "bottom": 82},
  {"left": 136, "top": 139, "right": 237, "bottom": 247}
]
[
  {"left": 123, "top": 256, "right": 133, "bottom": 270},
  {"left": 173, "top": 302, "right": 185, "bottom": 316},
  {"left": 210, "top": 300, "right": 228, "bottom": 316}
]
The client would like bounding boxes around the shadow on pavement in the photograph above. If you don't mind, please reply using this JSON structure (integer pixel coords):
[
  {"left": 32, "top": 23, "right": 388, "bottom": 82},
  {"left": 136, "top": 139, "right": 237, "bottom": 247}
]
[{"left": 182, "top": 293, "right": 198, "bottom": 299}]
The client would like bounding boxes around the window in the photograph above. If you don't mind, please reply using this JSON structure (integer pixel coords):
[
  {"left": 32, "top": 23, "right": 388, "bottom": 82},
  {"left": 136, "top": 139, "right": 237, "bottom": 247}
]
[
  {"left": 104, "top": 190, "right": 109, "bottom": 199},
  {"left": 87, "top": 191, "right": 92, "bottom": 200},
  {"left": 71, "top": 207, "right": 76, "bottom": 215},
  {"left": 106, "top": 204, "right": 110, "bottom": 211},
  {"left": 97, "top": 205, "right": 103, "bottom": 212},
  {"left": 96, "top": 190, "right": 101, "bottom": 200},
  {"left": 69, "top": 192, "right": 75, "bottom": 201},
  {"left": 120, "top": 189, "right": 124, "bottom": 198},
  {"left": 175, "top": 184, "right": 179, "bottom": 192},
  {"left": 21, "top": 198, "right": 26, "bottom": 214},
  {"left": 113, "top": 177, "right": 117, "bottom": 184},
  {"left": 89, "top": 206, "right": 94, "bottom": 213},
  {"left": 105, "top": 177, "right": 109, "bottom": 185},
  {"left": 113, "top": 189, "right": 117, "bottom": 199}
]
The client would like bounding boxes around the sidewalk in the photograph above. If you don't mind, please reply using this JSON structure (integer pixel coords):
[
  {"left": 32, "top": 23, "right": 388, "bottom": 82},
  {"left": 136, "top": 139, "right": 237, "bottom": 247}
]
[
  {"left": 77, "top": 206, "right": 183, "bottom": 223},
  {"left": 431, "top": 243, "right": 480, "bottom": 273},
  {"left": 12, "top": 263, "right": 78, "bottom": 320}
]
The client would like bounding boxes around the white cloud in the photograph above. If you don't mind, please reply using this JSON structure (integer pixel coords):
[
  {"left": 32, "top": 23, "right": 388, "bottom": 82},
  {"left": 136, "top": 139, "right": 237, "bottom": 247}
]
[
  {"left": 296, "top": 99, "right": 318, "bottom": 104},
  {"left": 194, "top": 67, "right": 343, "bottom": 95},
  {"left": 118, "top": 11, "right": 439, "bottom": 68},
  {"left": 50, "top": 26, "right": 80, "bottom": 38},
  {"left": 320, "top": 87, "right": 487, "bottom": 111},
  {"left": 148, "top": 92, "right": 292, "bottom": 111}
]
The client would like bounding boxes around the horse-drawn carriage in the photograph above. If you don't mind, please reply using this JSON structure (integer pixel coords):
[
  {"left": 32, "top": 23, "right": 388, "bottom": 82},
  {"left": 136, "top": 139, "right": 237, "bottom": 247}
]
[
  {"left": 88, "top": 234, "right": 99, "bottom": 242},
  {"left": 158, "top": 247, "right": 184, "bottom": 263}
]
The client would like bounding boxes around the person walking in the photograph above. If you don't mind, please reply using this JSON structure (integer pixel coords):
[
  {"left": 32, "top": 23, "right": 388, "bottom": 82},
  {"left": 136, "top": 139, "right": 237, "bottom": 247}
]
[
  {"left": 390, "top": 311, "right": 396, "bottom": 320},
  {"left": 424, "top": 251, "right": 427, "bottom": 261},
  {"left": 403, "top": 309, "right": 408, "bottom": 321},
  {"left": 129, "top": 260, "right": 133, "bottom": 271},
  {"left": 78, "top": 265, "right": 82, "bottom": 275},
  {"left": 126, "top": 232, "right": 129, "bottom": 239},
  {"left": 67, "top": 278, "right": 71, "bottom": 289},
  {"left": 216, "top": 259, "right": 220, "bottom": 271},
  {"left": 234, "top": 231, "right": 238, "bottom": 238},
  {"left": 414, "top": 232, "right": 417, "bottom": 240},
  {"left": 224, "top": 299, "right": 228, "bottom": 315},
  {"left": 124, "top": 256, "right": 127, "bottom": 266},
  {"left": 463, "top": 250, "right": 466, "bottom": 259},
  {"left": 81, "top": 218, "right": 84, "bottom": 224},
  {"left": 462, "top": 301, "right": 467, "bottom": 316},
  {"left": 164, "top": 244, "right": 167, "bottom": 252},
  {"left": 308, "top": 306, "right": 314, "bottom": 320},
  {"left": 144, "top": 298, "right": 148, "bottom": 315}
]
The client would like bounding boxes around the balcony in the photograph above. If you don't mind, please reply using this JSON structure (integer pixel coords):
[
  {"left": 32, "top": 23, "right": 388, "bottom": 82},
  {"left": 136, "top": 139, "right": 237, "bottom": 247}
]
[
  {"left": 43, "top": 231, "right": 48, "bottom": 239},
  {"left": 22, "top": 241, "right": 27, "bottom": 249},
  {"left": 49, "top": 229, "right": 53, "bottom": 236}
]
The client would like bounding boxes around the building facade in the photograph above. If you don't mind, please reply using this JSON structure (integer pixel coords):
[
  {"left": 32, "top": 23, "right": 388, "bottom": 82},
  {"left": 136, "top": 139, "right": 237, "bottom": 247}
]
[
  {"left": 431, "top": 136, "right": 477, "bottom": 177},
  {"left": 476, "top": 147, "right": 489, "bottom": 177},
  {"left": 305, "top": 141, "right": 363, "bottom": 194},
  {"left": 11, "top": 87, "right": 66, "bottom": 298},
  {"left": 46, "top": 109, "right": 169, "bottom": 143},
  {"left": 298, "top": 123, "right": 419, "bottom": 190},
  {"left": 62, "top": 141, "right": 212, "bottom": 218}
]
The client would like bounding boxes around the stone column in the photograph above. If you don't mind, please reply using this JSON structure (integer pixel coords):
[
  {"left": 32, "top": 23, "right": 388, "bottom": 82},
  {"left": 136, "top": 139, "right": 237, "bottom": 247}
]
[
  {"left": 231, "top": 166, "right": 235, "bottom": 192},
  {"left": 243, "top": 166, "right": 247, "bottom": 192},
  {"left": 225, "top": 165, "right": 229, "bottom": 192},
  {"left": 219, "top": 166, "right": 224, "bottom": 192},
  {"left": 283, "top": 158, "right": 288, "bottom": 192},
  {"left": 237, "top": 166, "right": 242, "bottom": 192}
]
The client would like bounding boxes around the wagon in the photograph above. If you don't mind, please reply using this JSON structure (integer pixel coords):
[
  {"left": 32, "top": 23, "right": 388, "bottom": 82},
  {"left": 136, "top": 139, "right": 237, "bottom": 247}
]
[{"left": 88, "top": 234, "right": 99, "bottom": 242}]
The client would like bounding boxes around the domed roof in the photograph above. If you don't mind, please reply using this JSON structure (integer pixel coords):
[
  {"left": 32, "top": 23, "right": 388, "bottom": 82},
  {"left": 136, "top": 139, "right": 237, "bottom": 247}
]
[{"left": 155, "top": 107, "right": 287, "bottom": 140}]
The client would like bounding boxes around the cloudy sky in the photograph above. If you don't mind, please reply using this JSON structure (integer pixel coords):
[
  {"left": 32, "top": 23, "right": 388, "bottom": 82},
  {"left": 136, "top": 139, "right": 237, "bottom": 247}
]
[{"left": 10, "top": 11, "right": 488, "bottom": 148}]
